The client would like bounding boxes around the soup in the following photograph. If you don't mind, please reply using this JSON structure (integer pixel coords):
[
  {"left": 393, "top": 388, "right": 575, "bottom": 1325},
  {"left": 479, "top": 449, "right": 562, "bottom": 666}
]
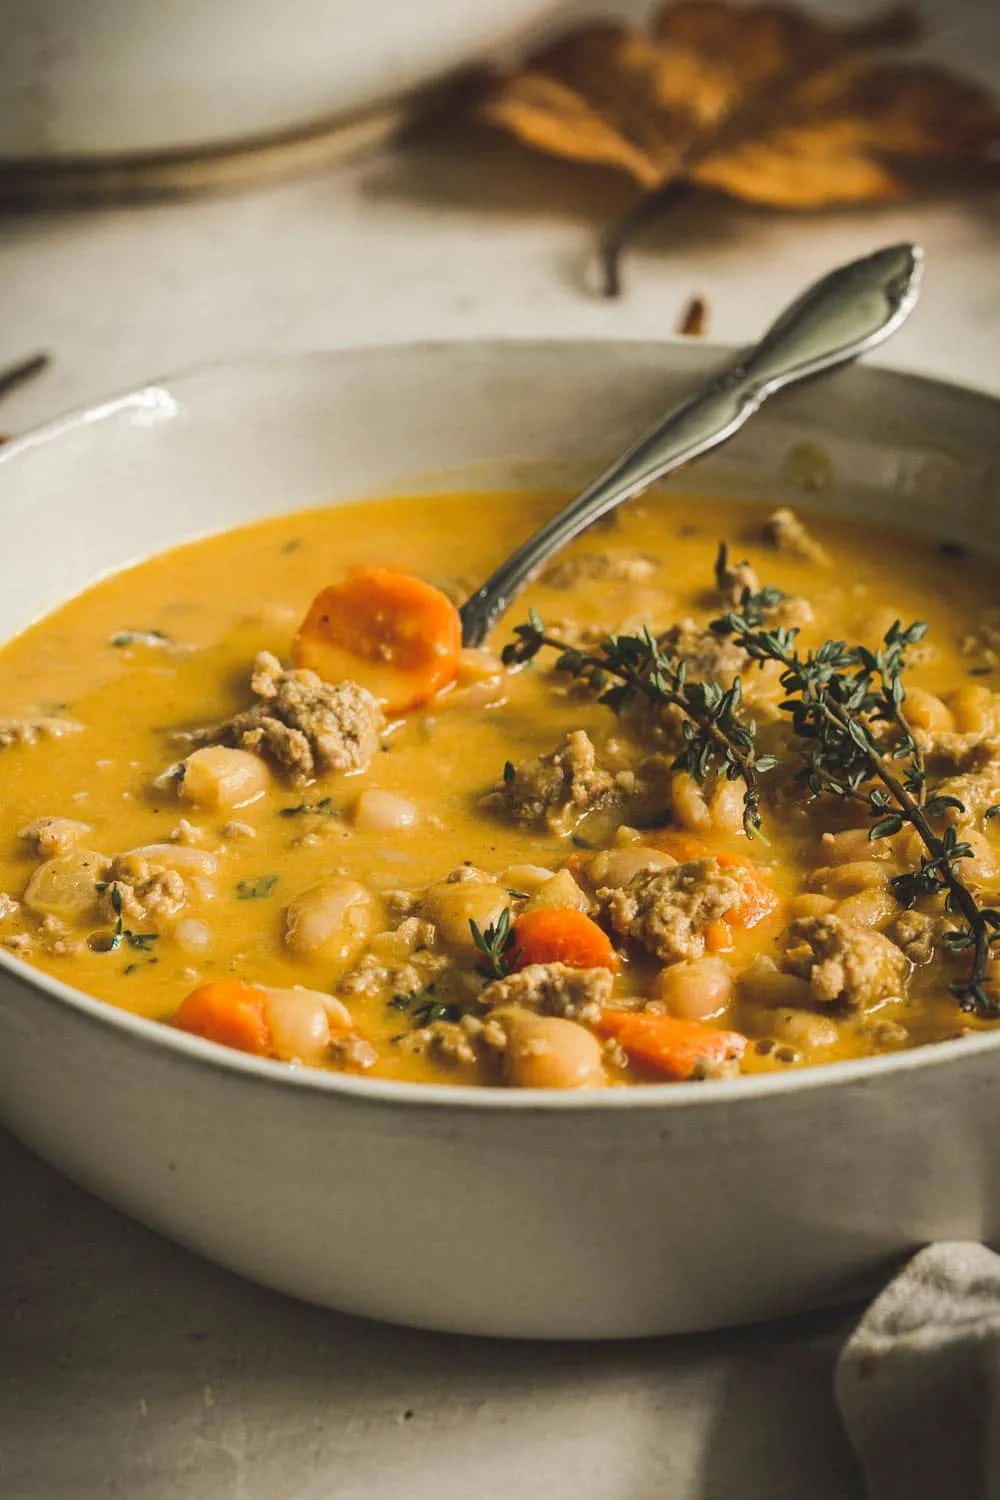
[{"left": 1, "top": 490, "right": 998, "bottom": 1088}]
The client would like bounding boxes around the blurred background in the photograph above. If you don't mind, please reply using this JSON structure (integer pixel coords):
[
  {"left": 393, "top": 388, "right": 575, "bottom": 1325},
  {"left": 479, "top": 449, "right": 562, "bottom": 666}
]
[{"left": 1, "top": 0, "right": 997, "bottom": 432}]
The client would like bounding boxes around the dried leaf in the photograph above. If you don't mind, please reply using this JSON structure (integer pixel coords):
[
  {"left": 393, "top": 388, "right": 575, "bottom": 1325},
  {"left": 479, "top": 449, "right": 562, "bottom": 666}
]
[{"left": 483, "top": 1, "right": 1000, "bottom": 293}]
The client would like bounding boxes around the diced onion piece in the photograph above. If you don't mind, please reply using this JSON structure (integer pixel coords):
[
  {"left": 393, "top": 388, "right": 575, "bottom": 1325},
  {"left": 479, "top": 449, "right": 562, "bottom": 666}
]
[{"left": 23, "top": 849, "right": 108, "bottom": 921}]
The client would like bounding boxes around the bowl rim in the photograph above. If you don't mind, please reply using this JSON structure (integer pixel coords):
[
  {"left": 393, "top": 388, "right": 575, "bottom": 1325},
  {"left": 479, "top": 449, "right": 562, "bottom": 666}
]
[{"left": 3, "top": 339, "right": 1000, "bottom": 1114}]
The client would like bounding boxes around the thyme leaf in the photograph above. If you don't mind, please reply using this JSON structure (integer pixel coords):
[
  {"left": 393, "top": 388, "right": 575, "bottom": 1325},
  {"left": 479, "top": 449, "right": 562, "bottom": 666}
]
[
  {"left": 389, "top": 984, "right": 466, "bottom": 1028},
  {"left": 279, "top": 797, "right": 337, "bottom": 819},
  {"left": 469, "top": 908, "right": 521, "bottom": 980},
  {"left": 236, "top": 874, "right": 279, "bottom": 900}
]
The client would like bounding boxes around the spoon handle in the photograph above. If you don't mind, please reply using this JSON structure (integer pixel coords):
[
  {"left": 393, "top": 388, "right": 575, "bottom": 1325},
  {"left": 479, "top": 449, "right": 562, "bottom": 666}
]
[{"left": 459, "top": 242, "right": 922, "bottom": 648}]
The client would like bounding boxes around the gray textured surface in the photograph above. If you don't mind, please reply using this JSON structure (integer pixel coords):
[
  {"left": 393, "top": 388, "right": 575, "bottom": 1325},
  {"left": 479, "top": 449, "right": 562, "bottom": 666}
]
[{"left": 2, "top": 1129, "right": 863, "bottom": 1499}]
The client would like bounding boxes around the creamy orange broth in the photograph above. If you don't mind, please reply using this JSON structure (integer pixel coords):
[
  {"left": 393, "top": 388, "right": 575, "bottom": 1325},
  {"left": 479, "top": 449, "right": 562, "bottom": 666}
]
[{"left": 1, "top": 490, "right": 997, "bottom": 1086}]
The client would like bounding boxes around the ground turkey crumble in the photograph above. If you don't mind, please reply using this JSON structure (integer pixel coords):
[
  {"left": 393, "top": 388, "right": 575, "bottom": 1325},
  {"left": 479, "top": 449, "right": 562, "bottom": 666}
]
[
  {"left": 541, "top": 552, "right": 658, "bottom": 589},
  {"left": 763, "top": 507, "right": 830, "bottom": 566},
  {"left": 0, "top": 715, "right": 83, "bottom": 750},
  {"left": 887, "top": 909, "right": 943, "bottom": 966},
  {"left": 18, "top": 817, "right": 93, "bottom": 858},
  {"left": 486, "top": 729, "right": 630, "bottom": 833},
  {"left": 600, "top": 858, "right": 744, "bottom": 963},
  {"left": 482, "top": 962, "right": 613, "bottom": 1023},
  {"left": 190, "top": 650, "right": 384, "bottom": 786},
  {"left": 340, "top": 917, "right": 449, "bottom": 1001},
  {"left": 98, "top": 854, "right": 188, "bottom": 929},
  {"left": 659, "top": 619, "right": 750, "bottom": 681},
  {"left": 784, "top": 914, "right": 910, "bottom": 1011}
]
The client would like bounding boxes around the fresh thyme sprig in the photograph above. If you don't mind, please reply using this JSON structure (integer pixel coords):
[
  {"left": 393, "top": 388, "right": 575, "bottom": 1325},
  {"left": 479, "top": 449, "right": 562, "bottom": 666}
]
[
  {"left": 99, "top": 885, "right": 157, "bottom": 958},
  {"left": 469, "top": 908, "right": 522, "bottom": 979},
  {"left": 502, "top": 610, "right": 777, "bottom": 838},
  {"left": 713, "top": 597, "right": 1000, "bottom": 1017},
  {"left": 389, "top": 983, "right": 466, "bottom": 1027}
]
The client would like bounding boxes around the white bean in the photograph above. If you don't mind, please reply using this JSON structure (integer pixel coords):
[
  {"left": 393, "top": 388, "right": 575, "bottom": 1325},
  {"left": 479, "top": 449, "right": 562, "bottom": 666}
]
[
  {"left": 587, "top": 846, "right": 673, "bottom": 890},
  {"left": 421, "top": 879, "right": 509, "bottom": 959},
  {"left": 433, "top": 648, "right": 508, "bottom": 711},
  {"left": 956, "top": 829, "right": 998, "bottom": 886},
  {"left": 738, "top": 957, "right": 813, "bottom": 1010},
  {"left": 354, "top": 789, "right": 419, "bottom": 833},
  {"left": 179, "top": 746, "right": 270, "bottom": 812},
  {"left": 788, "top": 893, "right": 836, "bottom": 919},
  {"left": 709, "top": 778, "right": 747, "bottom": 835},
  {"left": 756, "top": 1007, "right": 840, "bottom": 1051},
  {"left": 809, "top": 861, "right": 892, "bottom": 896},
  {"left": 655, "top": 956, "right": 733, "bottom": 1021},
  {"left": 500, "top": 864, "right": 556, "bottom": 894},
  {"left": 496, "top": 1008, "right": 607, "bottom": 1090},
  {"left": 282, "top": 878, "right": 375, "bottom": 966},
  {"left": 836, "top": 890, "right": 896, "bottom": 927},
  {"left": 821, "top": 827, "right": 894, "bottom": 864},
  {"left": 261, "top": 986, "right": 351, "bottom": 1064},
  {"left": 670, "top": 771, "right": 711, "bottom": 831}
]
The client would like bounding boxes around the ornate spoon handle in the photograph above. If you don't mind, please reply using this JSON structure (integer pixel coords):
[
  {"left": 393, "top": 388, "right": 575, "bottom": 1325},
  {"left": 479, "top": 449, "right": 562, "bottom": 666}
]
[{"left": 459, "top": 242, "right": 922, "bottom": 647}]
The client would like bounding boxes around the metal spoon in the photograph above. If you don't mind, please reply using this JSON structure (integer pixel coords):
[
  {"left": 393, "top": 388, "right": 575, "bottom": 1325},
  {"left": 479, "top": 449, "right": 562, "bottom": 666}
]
[{"left": 459, "top": 242, "right": 922, "bottom": 648}]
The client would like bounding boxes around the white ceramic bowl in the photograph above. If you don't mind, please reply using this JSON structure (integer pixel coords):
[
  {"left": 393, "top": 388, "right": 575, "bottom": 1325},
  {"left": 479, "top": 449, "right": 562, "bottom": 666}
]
[
  {"left": 0, "top": 0, "right": 561, "bottom": 160},
  {"left": 2, "top": 343, "right": 999, "bottom": 1340}
]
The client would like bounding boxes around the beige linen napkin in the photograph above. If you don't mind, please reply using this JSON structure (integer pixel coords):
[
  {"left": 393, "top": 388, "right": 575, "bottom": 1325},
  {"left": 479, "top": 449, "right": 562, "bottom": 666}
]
[{"left": 836, "top": 1243, "right": 1000, "bottom": 1500}]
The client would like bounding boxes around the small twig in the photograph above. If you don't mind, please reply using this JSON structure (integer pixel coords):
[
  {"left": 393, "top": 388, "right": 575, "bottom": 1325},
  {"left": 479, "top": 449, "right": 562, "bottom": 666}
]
[
  {"left": 0, "top": 352, "right": 51, "bottom": 404},
  {"left": 598, "top": 182, "right": 691, "bottom": 298}
]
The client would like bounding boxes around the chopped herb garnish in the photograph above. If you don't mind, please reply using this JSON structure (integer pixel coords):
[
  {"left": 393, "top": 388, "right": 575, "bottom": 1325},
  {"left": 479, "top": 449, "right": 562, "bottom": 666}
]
[
  {"left": 389, "top": 984, "right": 466, "bottom": 1028},
  {"left": 108, "top": 885, "right": 124, "bottom": 951},
  {"left": 938, "top": 541, "right": 967, "bottom": 559},
  {"left": 503, "top": 760, "right": 516, "bottom": 786},
  {"left": 236, "top": 874, "right": 279, "bottom": 900},
  {"left": 969, "top": 666, "right": 993, "bottom": 678},
  {"left": 125, "top": 931, "right": 158, "bottom": 952},
  {"left": 110, "top": 628, "right": 173, "bottom": 649},
  {"left": 280, "top": 538, "right": 302, "bottom": 553},
  {"left": 279, "top": 797, "right": 337, "bottom": 819},
  {"left": 571, "top": 833, "right": 600, "bottom": 850},
  {"left": 123, "top": 957, "right": 158, "bottom": 976},
  {"left": 98, "top": 886, "right": 158, "bottom": 958},
  {"left": 507, "top": 888, "right": 530, "bottom": 900},
  {"left": 470, "top": 908, "right": 521, "bottom": 980}
]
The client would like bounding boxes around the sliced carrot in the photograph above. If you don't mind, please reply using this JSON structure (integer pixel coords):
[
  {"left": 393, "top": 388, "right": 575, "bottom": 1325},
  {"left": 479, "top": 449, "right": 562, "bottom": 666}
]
[
  {"left": 293, "top": 567, "right": 462, "bottom": 714},
  {"left": 596, "top": 1009, "right": 747, "bottom": 1082},
  {"left": 172, "top": 978, "right": 272, "bottom": 1056},
  {"left": 714, "top": 853, "right": 780, "bottom": 930},
  {"left": 514, "top": 906, "right": 619, "bottom": 973},
  {"left": 704, "top": 919, "right": 734, "bottom": 954}
]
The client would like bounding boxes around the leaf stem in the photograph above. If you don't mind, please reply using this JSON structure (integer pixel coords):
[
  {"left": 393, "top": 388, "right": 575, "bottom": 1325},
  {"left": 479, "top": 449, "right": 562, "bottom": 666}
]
[
  {"left": 525, "top": 627, "right": 766, "bottom": 837},
  {"left": 598, "top": 182, "right": 691, "bottom": 298}
]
